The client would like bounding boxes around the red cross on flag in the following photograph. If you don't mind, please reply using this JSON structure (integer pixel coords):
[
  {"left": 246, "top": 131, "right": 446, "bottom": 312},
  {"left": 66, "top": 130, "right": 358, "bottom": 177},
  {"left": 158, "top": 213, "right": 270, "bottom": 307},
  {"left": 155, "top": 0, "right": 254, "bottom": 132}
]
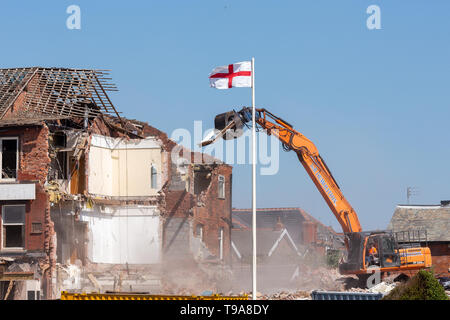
[{"left": 209, "top": 61, "right": 252, "bottom": 89}]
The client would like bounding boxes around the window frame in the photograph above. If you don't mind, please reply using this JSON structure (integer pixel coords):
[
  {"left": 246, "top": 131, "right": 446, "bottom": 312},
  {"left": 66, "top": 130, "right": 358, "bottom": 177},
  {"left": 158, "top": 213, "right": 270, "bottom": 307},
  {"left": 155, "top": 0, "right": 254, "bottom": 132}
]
[
  {"left": 218, "top": 175, "right": 225, "bottom": 199},
  {"left": 219, "top": 227, "right": 224, "bottom": 260},
  {"left": 55, "top": 151, "right": 69, "bottom": 180},
  {"left": 1, "top": 204, "right": 26, "bottom": 250},
  {"left": 195, "top": 224, "right": 204, "bottom": 241},
  {"left": 0, "top": 137, "right": 19, "bottom": 182},
  {"left": 150, "top": 164, "right": 158, "bottom": 189}
]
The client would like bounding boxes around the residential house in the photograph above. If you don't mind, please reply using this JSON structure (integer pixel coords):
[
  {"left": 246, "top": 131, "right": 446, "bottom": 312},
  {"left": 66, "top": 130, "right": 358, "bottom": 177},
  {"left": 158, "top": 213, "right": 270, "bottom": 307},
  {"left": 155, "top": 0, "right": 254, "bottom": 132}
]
[
  {"left": 232, "top": 207, "right": 344, "bottom": 254},
  {"left": 387, "top": 201, "right": 450, "bottom": 276},
  {"left": 0, "top": 67, "right": 232, "bottom": 299}
]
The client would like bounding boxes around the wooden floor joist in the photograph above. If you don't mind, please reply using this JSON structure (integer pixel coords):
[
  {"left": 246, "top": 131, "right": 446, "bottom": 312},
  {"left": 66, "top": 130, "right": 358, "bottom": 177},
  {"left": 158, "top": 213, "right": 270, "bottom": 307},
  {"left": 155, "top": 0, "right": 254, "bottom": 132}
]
[{"left": 0, "top": 272, "right": 34, "bottom": 281}]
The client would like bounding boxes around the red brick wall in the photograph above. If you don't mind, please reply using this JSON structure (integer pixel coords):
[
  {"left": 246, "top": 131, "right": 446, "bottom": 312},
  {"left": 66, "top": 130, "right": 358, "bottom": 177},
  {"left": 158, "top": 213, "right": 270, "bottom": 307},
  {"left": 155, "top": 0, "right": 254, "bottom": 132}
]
[
  {"left": 163, "top": 190, "right": 195, "bottom": 218},
  {"left": 0, "top": 125, "right": 51, "bottom": 184},
  {"left": 301, "top": 221, "right": 317, "bottom": 245},
  {"left": 0, "top": 185, "right": 48, "bottom": 251},
  {"left": 0, "top": 125, "right": 51, "bottom": 251},
  {"left": 193, "top": 165, "right": 232, "bottom": 264},
  {"left": 0, "top": 124, "right": 54, "bottom": 298},
  {"left": 160, "top": 165, "right": 233, "bottom": 265},
  {"left": 429, "top": 242, "right": 449, "bottom": 276},
  {"left": 2, "top": 82, "right": 32, "bottom": 120},
  {"left": 18, "top": 126, "right": 51, "bottom": 184}
]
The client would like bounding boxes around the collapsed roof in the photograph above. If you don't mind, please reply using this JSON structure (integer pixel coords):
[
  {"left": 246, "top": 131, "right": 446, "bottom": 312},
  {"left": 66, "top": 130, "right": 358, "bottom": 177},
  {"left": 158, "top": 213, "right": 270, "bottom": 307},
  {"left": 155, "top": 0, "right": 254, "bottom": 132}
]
[
  {"left": 0, "top": 66, "right": 226, "bottom": 160},
  {"left": 0, "top": 67, "right": 121, "bottom": 121}
]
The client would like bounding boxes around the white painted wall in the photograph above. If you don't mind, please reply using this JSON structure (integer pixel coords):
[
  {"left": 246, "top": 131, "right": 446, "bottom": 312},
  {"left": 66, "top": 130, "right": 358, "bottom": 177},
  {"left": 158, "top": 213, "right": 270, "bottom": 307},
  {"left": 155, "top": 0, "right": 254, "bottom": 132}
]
[
  {"left": 88, "top": 145, "right": 114, "bottom": 196},
  {"left": 80, "top": 206, "right": 161, "bottom": 264},
  {"left": 88, "top": 134, "right": 162, "bottom": 197},
  {"left": 0, "top": 183, "right": 35, "bottom": 200}
]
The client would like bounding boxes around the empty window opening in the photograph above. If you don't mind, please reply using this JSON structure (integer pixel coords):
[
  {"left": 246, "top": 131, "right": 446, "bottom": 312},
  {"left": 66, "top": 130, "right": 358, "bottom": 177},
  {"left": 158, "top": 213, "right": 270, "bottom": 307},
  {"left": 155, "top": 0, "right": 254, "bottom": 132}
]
[
  {"left": 1, "top": 138, "right": 18, "bottom": 180},
  {"left": 218, "top": 175, "right": 225, "bottom": 199},
  {"left": 2, "top": 205, "right": 25, "bottom": 249},
  {"left": 151, "top": 165, "right": 158, "bottom": 189},
  {"left": 52, "top": 132, "right": 66, "bottom": 149},
  {"left": 194, "top": 170, "right": 211, "bottom": 195}
]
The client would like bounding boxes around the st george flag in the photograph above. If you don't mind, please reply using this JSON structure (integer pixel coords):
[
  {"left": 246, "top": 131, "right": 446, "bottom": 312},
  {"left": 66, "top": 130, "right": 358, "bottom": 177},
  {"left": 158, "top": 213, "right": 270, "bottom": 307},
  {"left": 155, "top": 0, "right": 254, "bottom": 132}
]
[{"left": 209, "top": 61, "right": 252, "bottom": 89}]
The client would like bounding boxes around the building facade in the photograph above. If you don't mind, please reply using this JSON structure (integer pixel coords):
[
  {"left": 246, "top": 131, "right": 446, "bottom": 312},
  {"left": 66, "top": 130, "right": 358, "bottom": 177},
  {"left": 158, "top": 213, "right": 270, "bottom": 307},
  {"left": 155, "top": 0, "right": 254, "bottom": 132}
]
[{"left": 0, "top": 67, "right": 232, "bottom": 299}]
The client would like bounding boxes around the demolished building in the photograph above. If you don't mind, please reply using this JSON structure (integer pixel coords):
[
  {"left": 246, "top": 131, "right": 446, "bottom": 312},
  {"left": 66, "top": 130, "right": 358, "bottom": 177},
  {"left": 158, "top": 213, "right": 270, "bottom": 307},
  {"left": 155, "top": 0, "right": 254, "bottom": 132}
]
[{"left": 0, "top": 67, "right": 232, "bottom": 299}]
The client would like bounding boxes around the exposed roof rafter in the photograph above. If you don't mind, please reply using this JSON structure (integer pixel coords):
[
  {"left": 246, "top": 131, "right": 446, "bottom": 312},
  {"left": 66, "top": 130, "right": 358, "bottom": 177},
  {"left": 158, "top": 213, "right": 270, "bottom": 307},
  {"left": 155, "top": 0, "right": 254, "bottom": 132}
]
[{"left": 0, "top": 67, "right": 122, "bottom": 122}]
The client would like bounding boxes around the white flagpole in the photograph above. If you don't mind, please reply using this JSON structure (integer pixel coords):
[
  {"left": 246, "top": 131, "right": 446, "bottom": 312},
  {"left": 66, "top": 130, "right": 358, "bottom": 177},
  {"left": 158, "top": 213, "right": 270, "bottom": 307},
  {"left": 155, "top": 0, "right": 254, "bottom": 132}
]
[{"left": 251, "top": 57, "right": 257, "bottom": 300}]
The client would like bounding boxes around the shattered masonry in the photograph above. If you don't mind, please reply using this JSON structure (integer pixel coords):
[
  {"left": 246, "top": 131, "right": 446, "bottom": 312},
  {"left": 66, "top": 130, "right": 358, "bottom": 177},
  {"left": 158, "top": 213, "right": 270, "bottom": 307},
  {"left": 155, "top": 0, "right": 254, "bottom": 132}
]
[{"left": 0, "top": 67, "right": 232, "bottom": 299}]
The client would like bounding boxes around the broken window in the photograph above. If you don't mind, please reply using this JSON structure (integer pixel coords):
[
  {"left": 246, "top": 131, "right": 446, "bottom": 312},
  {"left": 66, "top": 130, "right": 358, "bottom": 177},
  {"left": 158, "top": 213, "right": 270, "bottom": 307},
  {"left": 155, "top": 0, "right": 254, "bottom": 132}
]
[
  {"left": 49, "top": 152, "right": 68, "bottom": 180},
  {"left": 151, "top": 165, "right": 158, "bottom": 189},
  {"left": 0, "top": 138, "right": 18, "bottom": 180},
  {"left": 218, "top": 175, "right": 225, "bottom": 199},
  {"left": 57, "top": 152, "right": 68, "bottom": 180},
  {"left": 48, "top": 131, "right": 70, "bottom": 180},
  {"left": 2, "top": 205, "right": 25, "bottom": 249}
]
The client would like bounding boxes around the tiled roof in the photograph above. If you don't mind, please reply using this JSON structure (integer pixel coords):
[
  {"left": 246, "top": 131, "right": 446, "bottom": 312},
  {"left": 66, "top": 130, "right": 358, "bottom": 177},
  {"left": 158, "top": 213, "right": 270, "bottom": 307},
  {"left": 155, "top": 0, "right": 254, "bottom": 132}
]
[
  {"left": 232, "top": 207, "right": 343, "bottom": 247},
  {"left": 232, "top": 207, "right": 337, "bottom": 232},
  {"left": 387, "top": 205, "right": 450, "bottom": 242}
]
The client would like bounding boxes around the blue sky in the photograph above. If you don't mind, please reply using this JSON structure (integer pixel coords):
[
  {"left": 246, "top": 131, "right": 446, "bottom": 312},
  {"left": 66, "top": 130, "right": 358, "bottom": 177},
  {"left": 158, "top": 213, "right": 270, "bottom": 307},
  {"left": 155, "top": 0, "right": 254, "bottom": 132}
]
[{"left": 1, "top": 1, "right": 449, "bottom": 231}]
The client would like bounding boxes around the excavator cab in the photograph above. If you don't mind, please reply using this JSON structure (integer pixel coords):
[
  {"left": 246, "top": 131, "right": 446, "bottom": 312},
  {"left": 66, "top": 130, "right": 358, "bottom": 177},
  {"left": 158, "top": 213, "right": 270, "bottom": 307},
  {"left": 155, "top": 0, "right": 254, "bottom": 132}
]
[
  {"left": 339, "top": 231, "right": 401, "bottom": 274},
  {"left": 376, "top": 233, "right": 401, "bottom": 268}
]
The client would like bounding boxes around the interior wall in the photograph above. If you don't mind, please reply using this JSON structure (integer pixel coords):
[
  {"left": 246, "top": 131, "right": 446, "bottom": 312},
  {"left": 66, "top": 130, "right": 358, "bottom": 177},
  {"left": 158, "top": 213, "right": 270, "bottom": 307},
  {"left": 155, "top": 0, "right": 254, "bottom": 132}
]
[
  {"left": 88, "top": 134, "right": 162, "bottom": 197},
  {"left": 80, "top": 206, "right": 161, "bottom": 264}
]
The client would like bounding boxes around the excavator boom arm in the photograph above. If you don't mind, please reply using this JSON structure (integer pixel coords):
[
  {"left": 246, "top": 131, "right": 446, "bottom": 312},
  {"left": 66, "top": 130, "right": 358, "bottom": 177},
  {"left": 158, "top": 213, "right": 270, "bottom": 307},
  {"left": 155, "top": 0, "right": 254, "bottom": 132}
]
[
  {"left": 254, "top": 108, "right": 362, "bottom": 234},
  {"left": 209, "top": 106, "right": 432, "bottom": 276}
]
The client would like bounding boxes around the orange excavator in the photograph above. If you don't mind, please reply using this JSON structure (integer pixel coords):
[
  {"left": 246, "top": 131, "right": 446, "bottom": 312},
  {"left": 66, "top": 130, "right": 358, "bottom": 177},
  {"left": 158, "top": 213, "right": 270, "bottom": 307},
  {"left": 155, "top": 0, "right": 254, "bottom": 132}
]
[{"left": 202, "top": 107, "right": 432, "bottom": 283}]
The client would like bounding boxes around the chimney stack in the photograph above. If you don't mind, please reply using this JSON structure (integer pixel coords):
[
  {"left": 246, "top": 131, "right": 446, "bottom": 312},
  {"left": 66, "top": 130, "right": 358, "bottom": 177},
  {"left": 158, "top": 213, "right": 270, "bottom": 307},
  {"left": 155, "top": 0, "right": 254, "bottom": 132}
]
[
  {"left": 302, "top": 221, "right": 317, "bottom": 245},
  {"left": 441, "top": 200, "right": 450, "bottom": 207},
  {"left": 273, "top": 216, "right": 284, "bottom": 231}
]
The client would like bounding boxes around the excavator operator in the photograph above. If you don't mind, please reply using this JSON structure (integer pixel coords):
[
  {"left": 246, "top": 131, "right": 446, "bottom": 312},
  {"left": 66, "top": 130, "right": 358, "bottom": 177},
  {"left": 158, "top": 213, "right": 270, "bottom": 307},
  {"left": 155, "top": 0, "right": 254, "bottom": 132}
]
[{"left": 367, "top": 244, "right": 378, "bottom": 266}]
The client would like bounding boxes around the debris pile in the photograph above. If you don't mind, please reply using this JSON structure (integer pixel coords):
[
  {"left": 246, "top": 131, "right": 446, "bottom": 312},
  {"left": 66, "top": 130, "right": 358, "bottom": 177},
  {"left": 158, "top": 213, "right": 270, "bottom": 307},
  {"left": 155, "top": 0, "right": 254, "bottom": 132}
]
[
  {"left": 293, "top": 266, "right": 349, "bottom": 291},
  {"left": 264, "top": 290, "right": 312, "bottom": 300},
  {"left": 226, "top": 266, "right": 408, "bottom": 300},
  {"left": 160, "top": 263, "right": 227, "bottom": 296}
]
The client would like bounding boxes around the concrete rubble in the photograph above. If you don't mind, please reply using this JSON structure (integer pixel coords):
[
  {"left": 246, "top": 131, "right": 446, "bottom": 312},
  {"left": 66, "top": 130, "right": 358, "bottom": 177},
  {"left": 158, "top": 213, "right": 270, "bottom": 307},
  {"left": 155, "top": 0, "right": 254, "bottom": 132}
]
[
  {"left": 367, "top": 282, "right": 396, "bottom": 295},
  {"left": 222, "top": 265, "right": 403, "bottom": 300}
]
